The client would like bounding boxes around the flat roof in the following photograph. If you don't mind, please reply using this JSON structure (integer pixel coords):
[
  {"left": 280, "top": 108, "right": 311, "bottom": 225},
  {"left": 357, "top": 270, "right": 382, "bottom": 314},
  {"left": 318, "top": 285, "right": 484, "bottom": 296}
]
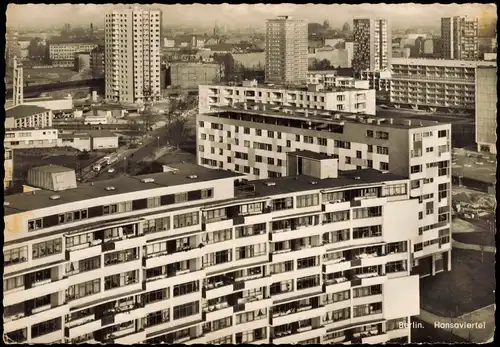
[
  {"left": 202, "top": 82, "right": 361, "bottom": 93},
  {"left": 5, "top": 105, "right": 51, "bottom": 119},
  {"left": 86, "top": 130, "right": 119, "bottom": 138},
  {"left": 4, "top": 164, "right": 244, "bottom": 216},
  {"left": 249, "top": 168, "right": 406, "bottom": 197},
  {"left": 210, "top": 102, "right": 447, "bottom": 130},
  {"left": 30, "top": 165, "right": 75, "bottom": 174}
]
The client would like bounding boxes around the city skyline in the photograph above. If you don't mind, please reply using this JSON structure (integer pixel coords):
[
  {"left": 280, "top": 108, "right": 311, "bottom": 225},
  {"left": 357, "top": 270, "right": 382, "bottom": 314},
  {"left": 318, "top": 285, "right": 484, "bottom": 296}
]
[{"left": 6, "top": 3, "right": 497, "bottom": 31}]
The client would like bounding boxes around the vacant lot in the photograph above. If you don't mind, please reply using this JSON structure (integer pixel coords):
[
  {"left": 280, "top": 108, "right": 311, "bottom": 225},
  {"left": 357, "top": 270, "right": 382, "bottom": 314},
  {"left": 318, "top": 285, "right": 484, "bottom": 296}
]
[
  {"left": 420, "top": 249, "right": 495, "bottom": 318},
  {"left": 453, "top": 231, "right": 495, "bottom": 247}
]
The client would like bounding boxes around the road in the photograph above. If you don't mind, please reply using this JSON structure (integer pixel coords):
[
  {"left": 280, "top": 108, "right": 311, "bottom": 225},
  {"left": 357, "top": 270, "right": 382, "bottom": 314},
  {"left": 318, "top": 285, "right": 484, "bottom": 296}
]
[{"left": 84, "top": 106, "right": 198, "bottom": 182}]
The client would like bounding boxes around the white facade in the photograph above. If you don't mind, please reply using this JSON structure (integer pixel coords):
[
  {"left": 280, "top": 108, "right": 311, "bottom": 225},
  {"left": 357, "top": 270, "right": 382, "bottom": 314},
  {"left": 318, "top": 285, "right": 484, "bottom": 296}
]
[
  {"left": 105, "top": 8, "right": 162, "bottom": 104},
  {"left": 5, "top": 105, "right": 53, "bottom": 129},
  {"left": 23, "top": 97, "right": 73, "bottom": 111},
  {"left": 265, "top": 16, "right": 308, "bottom": 84},
  {"left": 199, "top": 83, "right": 376, "bottom": 115},
  {"left": 5, "top": 128, "right": 59, "bottom": 149},
  {"left": 92, "top": 136, "right": 119, "bottom": 150},
  {"left": 84, "top": 114, "right": 110, "bottom": 125},
  {"left": 4, "top": 148, "right": 14, "bottom": 190},
  {"left": 197, "top": 105, "right": 453, "bottom": 278},
  {"left": 475, "top": 66, "right": 497, "bottom": 154},
  {"left": 3, "top": 163, "right": 421, "bottom": 344}
]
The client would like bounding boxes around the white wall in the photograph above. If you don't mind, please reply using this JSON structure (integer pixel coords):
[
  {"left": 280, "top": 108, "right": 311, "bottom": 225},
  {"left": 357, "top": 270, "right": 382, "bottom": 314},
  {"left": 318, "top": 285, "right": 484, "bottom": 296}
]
[
  {"left": 383, "top": 275, "right": 420, "bottom": 320},
  {"left": 92, "top": 136, "right": 119, "bottom": 150}
]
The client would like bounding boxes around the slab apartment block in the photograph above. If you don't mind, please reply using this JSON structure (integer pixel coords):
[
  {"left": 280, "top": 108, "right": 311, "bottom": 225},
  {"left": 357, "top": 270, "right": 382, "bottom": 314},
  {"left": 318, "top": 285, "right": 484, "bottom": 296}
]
[
  {"left": 265, "top": 16, "right": 308, "bottom": 85},
  {"left": 197, "top": 103, "right": 453, "bottom": 278},
  {"left": 441, "top": 16, "right": 479, "bottom": 60},
  {"left": 4, "top": 157, "right": 422, "bottom": 344},
  {"left": 104, "top": 7, "right": 162, "bottom": 104},
  {"left": 199, "top": 80, "right": 376, "bottom": 116},
  {"left": 390, "top": 58, "right": 497, "bottom": 113}
]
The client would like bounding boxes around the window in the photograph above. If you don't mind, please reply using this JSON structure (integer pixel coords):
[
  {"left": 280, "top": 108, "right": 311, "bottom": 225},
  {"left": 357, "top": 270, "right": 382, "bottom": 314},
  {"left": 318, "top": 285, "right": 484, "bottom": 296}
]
[
  {"left": 353, "top": 225, "right": 382, "bottom": 239},
  {"left": 352, "top": 206, "right": 382, "bottom": 219},
  {"left": 414, "top": 243, "right": 423, "bottom": 252},
  {"left": 353, "top": 285, "right": 382, "bottom": 298},
  {"left": 28, "top": 218, "right": 43, "bottom": 231},
  {"left": 253, "top": 168, "right": 260, "bottom": 175},
  {"left": 379, "top": 162, "right": 389, "bottom": 171},
  {"left": 337, "top": 95, "right": 345, "bottom": 101},
  {"left": 144, "top": 288, "right": 169, "bottom": 304},
  {"left": 267, "top": 130, "right": 274, "bottom": 138},
  {"left": 173, "top": 280, "right": 199, "bottom": 297},
  {"left": 438, "top": 130, "right": 447, "bottom": 138},
  {"left": 318, "top": 137, "right": 327, "bottom": 146},
  {"left": 325, "top": 307, "right": 350, "bottom": 322},
  {"left": 235, "top": 223, "right": 266, "bottom": 238},
  {"left": 4, "top": 246, "right": 28, "bottom": 266},
  {"left": 304, "top": 136, "right": 314, "bottom": 144},
  {"left": 323, "top": 229, "right": 350, "bottom": 243},
  {"left": 147, "top": 196, "right": 161, "bottom": 208},
  {"left": 286, "top": 140, "right": 291, "bottom": 147},
  {"left": 208, "top": 335, "right": 232, "bottom": 344},
  {"left": 203, "top": 316, "right": 232, "bottom": 333},
  {"left": 345, "top": 156, "right": 351, "bottom": 164},
  {"left": 426, "top": 147, "right": 434, "bottom": 153},
  {"left": 144, "top": 309, "right": 170, "bottom": 327},
  {"left": 297, "top": 256, "right": 319, "bottom": 269},
  {"left": 104, "top": 270, "right": 139, "bottom": 290},
  {"left": 3, "top": 275, "right": 24, "bottom": 291},
  {"left": 411, "top": 165, "right": 422, "bottom": 174},
  {"left": 382, "top": 184, "right": 407, "bottom": 196},
  {"left": 173, "top": 301, "right": 199, "bottom": 320},
  {"left": 356, "top": 150, "right": 362, "bottom": 159},
  {"left": 324, "top": 290, "right": 350, "bottom": 304},
  {"left": 66, "top": 255, "right": 101, "bottom": 276},
  {"left": 386, "top": 260, "right": 407, "bottom": 273},
  {"left": 31, "top": 317, "right": 61, "bottom": 339},
  {"left": 375, "top": 131, "right": 389, "bottom": 140},
  {"left": 323, "top": 210, "right": 350, "bottom": 223},
  {"left": 272, "top": 197, "right": 293, "bottom": 211},
  {"left": 295, "top": 135, "right": 301, "bottom": 142},
  {"left": 104, "top": 248, "right": 138, "bottom": 266},
  {"left": 173, "top": 212, "right": 199, "bottom": 228},
  {"left": 367, "top": 144, "right": 373, "bottom": 153},
  {"left": 270, "top": 260, "right": 294, "bottom": 274},
  {"left": 66, "top": 279, "right": 101, "bottom": 301},
  {"left": 387, "top": 241, "right": 407, "bottom": 254},
  {"left": 267, "top": 157, "right": 275, "bottom": 165},
  {"left": 367, "top": 159, "right": 373, "bottom": 168},
  {"left": 203, "top": 228, "right": 232, "bottom": 244},
  {"left": 270, "top": 279, "right": 294, "bottom": 295},
  {"left": 236, "top": 309, "right": 266, "bottom": 324},
  {"left": 32, "top": 239, "right": 62, "bottom": 259},
  {"left": 376, "top": 146, "right": 389, "bottom": 155},
  {"left": 203, "top": 250, "right": 232, "bottom": 267},
  {"left": 296, "top": 194, "right": 319, "bottom": 208},
  {"left": 353, "top": 302, "right": 382, "bottom": 317}
]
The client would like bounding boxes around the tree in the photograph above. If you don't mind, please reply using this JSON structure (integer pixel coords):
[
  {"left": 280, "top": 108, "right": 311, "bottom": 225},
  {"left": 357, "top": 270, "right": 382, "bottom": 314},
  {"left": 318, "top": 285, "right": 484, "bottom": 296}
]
[
  {"left": 342, "top": 22, "right": 351, "bottom": 32},
  {"left": 141, "top": 105, "right": 158, "bottom": 131},
  {"left": 311, "top": 58, "right": 333, "bottom": 70},
  {"left": 166, "top": 118, "right": 188, "bottom": 150},
  {"left": 28, "top": 38, "right": 47, "bottom": 61}
]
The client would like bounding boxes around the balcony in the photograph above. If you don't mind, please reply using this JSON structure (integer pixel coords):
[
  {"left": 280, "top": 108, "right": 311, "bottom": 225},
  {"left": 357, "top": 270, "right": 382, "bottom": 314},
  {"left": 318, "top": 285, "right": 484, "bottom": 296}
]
[
  {"left": 145, "top": 268, "right": 206, "bottom": 292},
  {"left": 107, "top": 328, "right": 146, "bottom": 344},
  {"left": 5, "top": 277, "right": 70, "bottom": 307},
  {"left": 144, "top": 246, "right": 200, "bottom": 268},
  {"left": 204, "top": 302, "right": 234, "bottom": 322},
  {"left": 322, "top": 277, "right": 351, "bottom": 294},
  {"left": 271, "top": 224, "right": 323, "bottom": 243},
  {"left": 273, "top": 326, "right": 326, "bottom": 344},
  {"left": 102, "top": 234, "right": 147, "bottom": 253},
  {"left": 272, "top": 304, "right": 325, "bottom": 327},
  {"left": 66, "top": 239, "right": 102, "bottom": 262},
  {"left": 4, "top": 303, "right": 69, "bottom": 334}
]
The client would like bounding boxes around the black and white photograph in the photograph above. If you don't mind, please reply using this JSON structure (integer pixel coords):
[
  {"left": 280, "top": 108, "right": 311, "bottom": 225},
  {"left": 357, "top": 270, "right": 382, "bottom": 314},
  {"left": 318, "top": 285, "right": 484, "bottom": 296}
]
[{"left": 3, "top": 3, "right": 496, "bottom": 344}]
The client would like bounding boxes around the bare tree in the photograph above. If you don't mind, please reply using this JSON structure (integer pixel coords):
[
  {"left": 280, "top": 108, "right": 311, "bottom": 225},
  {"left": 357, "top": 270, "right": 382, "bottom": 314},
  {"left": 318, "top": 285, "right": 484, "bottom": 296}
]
[
  {"left": 166, "top": 118, "right": 188, "bottom": 150},
  {"left": 141, "top": 105, "right": 158, "bottom": 131}
]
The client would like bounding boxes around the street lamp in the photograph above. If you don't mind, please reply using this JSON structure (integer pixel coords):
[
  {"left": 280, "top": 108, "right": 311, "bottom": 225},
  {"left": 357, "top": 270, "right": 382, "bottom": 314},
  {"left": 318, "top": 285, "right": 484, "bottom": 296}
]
[{"left": 157, "top": 136, "right": 160, "bottom": 152}]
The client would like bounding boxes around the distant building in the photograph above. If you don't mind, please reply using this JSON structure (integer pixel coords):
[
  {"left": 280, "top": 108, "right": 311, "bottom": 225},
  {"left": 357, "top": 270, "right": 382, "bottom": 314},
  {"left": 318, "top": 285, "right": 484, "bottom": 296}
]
[
  {"left": 4, "top": 149, "right": 14, "bottom": 190},
  {"left": 58, "top": 132, "right": 92, "bottom": 151},
  {"left": 309, "top": 46, "right": 354, "bottom": 68},
  {"left": 90, "top": 45, "right": 104, "bottom": 78},
  {"left": 475, "top": 66, "right": 497, "bottom": 154},
  {"left": 265, "top": 16, "right": 308, "bottom": 84},
  {"left": 4, "top": 128, "right": 59, "bottom": 149},
  {"left": 359, "top": 69, "right": 391, "bottom": 93},
  {"left": 105, "top": 7, "right": 162, "bottom": 104},
  {"left": 74, "top": 52, "right": 91, "bottom": 72},
  {"left": 163, "top": 37, "right": 176, "bottom": 48},
  {"left": 17, "top": 40, "right": 30, "bottom": 59},
  {"left": 324, "top": 38, "right": 344, "bottom": 48},
  {"left": 441, "top": 16, "right": 479, "bottom": 60},
  {"left": 353, "top": 18, "right": 391, "bottom": 72},
  {"left": 169, "top": 62, "right": 224, "bottom": 89},
  {"left": 48, "top": 42, "right": 98, "bottom": 61},
  {"left": 87, "top": 130, "right": 120, "bottom": 150},
  {"left": 423, "top": 39, "right": 434, "bottom": 55},
  {"left": 5, "top": 105, "right": 53, "bottom": 129},
  {"left": 232, "top": 52, "right": 266, "bottom": 71},
  {"left": 483, "top": 52, "right": 496, "bottom": 61},
  {"left": 390, "top": 58, "right": 496, "bottom": 113},
  {"left": 392, "top": 47, "right": 411, "bottom": 58}
]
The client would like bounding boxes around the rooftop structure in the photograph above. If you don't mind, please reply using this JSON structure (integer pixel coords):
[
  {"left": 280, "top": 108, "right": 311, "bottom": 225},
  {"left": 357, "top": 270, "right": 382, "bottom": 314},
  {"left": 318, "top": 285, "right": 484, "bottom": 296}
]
[{"left": 5, "top": 105, "right": 50, "bottom": 119}]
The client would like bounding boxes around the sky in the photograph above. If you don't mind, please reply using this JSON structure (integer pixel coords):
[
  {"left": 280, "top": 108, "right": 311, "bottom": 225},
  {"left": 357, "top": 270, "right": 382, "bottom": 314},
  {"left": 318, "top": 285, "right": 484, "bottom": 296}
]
[{"left": 6, "top": 3, "right": 497, "bottom": 31}]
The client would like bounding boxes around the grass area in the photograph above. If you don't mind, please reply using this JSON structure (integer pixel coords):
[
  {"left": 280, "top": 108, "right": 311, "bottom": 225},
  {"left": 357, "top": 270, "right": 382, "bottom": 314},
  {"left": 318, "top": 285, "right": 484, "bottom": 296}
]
[
  {"left": 410, "top": 318, "right": 468, "bottom": 343},
  {"left": 419, "top": 248, "right": 495, "bottom": 318},
  {"left": 453, "top": 231, "right": 495, "bottom": 247}
]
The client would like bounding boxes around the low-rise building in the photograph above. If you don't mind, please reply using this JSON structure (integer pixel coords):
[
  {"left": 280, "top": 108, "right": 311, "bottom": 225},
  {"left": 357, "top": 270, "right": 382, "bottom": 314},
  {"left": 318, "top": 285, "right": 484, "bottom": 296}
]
[
  {"left": 4, "top": 148, "right": 14, "bottom": 190},
  {"left": 199, "top": 80, "right": 376, "bottom": 115},
  {"left": 359, "top": 69, "right": 392, "bottom": 93},
  {"left": 87, "top": 130, "right": 120, "bottom": 150},
  {"left": 58, "top": 132, "right": 92, "bottom": 151},
  {"left": 5, "top": 128, "right": 59, "bottom": 149},
  {"left": 3, "top": 159, "right": 420, "bottom": 344},
  {"left": 48, "top": 41, "right": 98, "bottom": 61},
  {"left": 5, "top": 105, "right": 53, "bottom": 129},
  {"left": 390, "top": 58, "right": 497, "bottom": 113},
  {"left": 169, "top": 62, "right": 224, "bottom": 89}
]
